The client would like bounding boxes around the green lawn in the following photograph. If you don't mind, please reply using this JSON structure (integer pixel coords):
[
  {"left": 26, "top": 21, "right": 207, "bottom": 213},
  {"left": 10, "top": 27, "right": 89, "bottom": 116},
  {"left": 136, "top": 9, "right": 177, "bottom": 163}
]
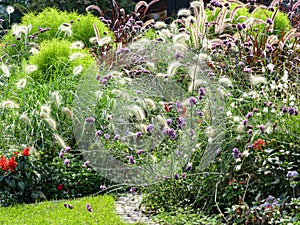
[{"left": 0, "top": 195, "right": 130, "bottom": 225}]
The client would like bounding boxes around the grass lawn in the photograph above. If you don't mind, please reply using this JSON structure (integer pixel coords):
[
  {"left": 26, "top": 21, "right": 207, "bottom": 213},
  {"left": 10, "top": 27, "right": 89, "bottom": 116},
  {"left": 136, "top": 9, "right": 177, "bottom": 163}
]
[{"left": 0, "top": 195, "right": 131, "bottom": 225}]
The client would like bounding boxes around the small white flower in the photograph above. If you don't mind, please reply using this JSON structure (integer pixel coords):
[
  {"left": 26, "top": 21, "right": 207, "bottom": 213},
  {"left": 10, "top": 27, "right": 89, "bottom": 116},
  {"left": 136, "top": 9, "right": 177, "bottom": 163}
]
[
  {"left": 71, "top": 41, "right": 85, "bottom": 49},
  {"left": 226, "top": 111, "right": 232, "bottom": 117},
  {"left": 282, "top": 70, "right": 288, "bottom": 83},
  {"left": 73, "top": 65, "right": 83, "bottom": 75},
  {"left": 16, "top": 78, "right": 27, "bottom": 89},
  {"left": 26, "top": 64, "right": 38, "bottom": 74},
  {"left": 6, "top": 6, "right": 15, "bottom": 14},
  {"left": 1, "top": 64, "right": 10, "bottom": 77},
  {"left": 266, "top": 63, "right": 274, "bottom": 73}
]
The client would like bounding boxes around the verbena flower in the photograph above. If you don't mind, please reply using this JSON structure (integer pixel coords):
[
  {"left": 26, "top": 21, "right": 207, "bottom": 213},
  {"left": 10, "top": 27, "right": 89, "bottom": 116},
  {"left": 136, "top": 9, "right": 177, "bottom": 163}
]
[
  {"left": 85, "top": 117, "right": 95, "bottom": 124},
  {"left": 64, "top": 159, "right": 70, "bottom": 165},
  {"left": 232, "top": 148, "right": 241, "bottom": 159},
  {"left": 86, "top": 204, "right": 93, "bottom": 212},
  {"left": 287, "top": 171, "right": 298, "bottom": 178}
]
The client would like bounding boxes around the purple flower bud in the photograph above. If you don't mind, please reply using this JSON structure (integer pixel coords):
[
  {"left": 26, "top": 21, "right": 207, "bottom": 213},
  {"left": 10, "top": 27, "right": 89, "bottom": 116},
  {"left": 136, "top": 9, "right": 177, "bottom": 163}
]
[
  {"left": 232, "top": 148, "right": 241, "bottom": 159},
  {"left": 166, "top": 118, "right": 172, "bottom": 125},
  {"left": 146, "top": 124, "right": 154, "bottom": 133},
  {"left": 247, "top": 129, "right": 253, "bottom": 134},
  {"left": 245, "top": 112, "right": 253, "bottom": 119},
  {"left": 217, "top": 149, "right": 221, "bottom": 155},
  {"left": 266, "top": 18, "right": 273, "bottom": 25},
  {"left": 136, "top": 131, "right": 142, "bottom": 139},
  {"left": 282, "top": 107, "right": 288, "bottom": 113},
  {"left": 65, "top": 146, "right": 71, "bottom": 153},
  {"left": 104, "top": 133, "right": 110, "bottom": 140},
  {"left": 85, "top": 117, "right": 95, "bottom": 124},
  {"left": 129, "top": 187, "right": 135, "bottom": 193},
  {"left": 64, "top": 159, "right": 70, "bottom": 165},
  {"left": 174, "top": 173, "right": 180, "bottom": 180},
  {"left": 189, "top": 96, "right": 197, "bottom": 106},
  {"left": 100, "top": 185, "right": 107, "bottom": 190},
  {"left": 82, "top": 161, "right": 90, "bottom": 168},
  {"left": 128, "top": 155, "right": 135, "bottom": 164},
  {"left": 86, "top": 204, "right": 93, "bottom": 212},
  {"left": 59, "top": 150, "right": 64, "bottom": 159},
  {"left": 136, "top": 149, "right": 144, "bottom": 154},
  {"left": 95, "top": 130, "right": 102, "bottom": 137}
]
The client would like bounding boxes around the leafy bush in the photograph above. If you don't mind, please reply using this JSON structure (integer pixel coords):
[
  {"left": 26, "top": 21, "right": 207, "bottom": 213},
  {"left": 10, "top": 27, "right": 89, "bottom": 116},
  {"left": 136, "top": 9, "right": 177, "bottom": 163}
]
[{"left": 0, "top": 147, "right": 43, "bottom": 206}]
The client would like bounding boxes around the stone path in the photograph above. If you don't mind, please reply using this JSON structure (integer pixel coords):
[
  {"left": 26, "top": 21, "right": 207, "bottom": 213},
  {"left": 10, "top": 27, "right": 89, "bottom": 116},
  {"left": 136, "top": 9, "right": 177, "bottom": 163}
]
[{"left": 115, "top": 194, "right": 160, "bottom": 225}]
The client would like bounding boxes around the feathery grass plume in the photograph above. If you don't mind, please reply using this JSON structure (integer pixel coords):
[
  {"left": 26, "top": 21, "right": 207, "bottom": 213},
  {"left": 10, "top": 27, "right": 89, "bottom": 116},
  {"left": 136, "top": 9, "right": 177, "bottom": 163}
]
[
  {"left": 0, "top": 100, "right": 19, "bottom": 108},
  {"left": 70, "top": 41, "right": 85, "bottom": 49},
  {"left": 155, "top": 115, "right": 168, "bottom": 128},
  {"left": 1, "top": 64, "right": 10, "bottom": 77},
  {"left": 89, "top": 37, "right": 98, "bottom": 44},
  {"left": 25, "top": 65, "right": 38, "bottom": 74},
  {"left": 178, "top": 9, "right": 191, "bottom": 17},
  {"left": 205, "top": 126, "right": 215, "bottom": 138},
  {"left": 188, "top": 79, "right": 208, "bottom": 92},
  {"left": 144, "top": 98, "right": 157, "bottom": 110},
  {"left": 138, "top": 124, "right": 148, "bottom": 134},
  {"left": 69, "top": 53, "right": 85, "bottom": 61},
  {"left": 98, "top": 36, "right": 112, "bottom": 47},
  {"left": 73, "top": 65, "right": 83, "bottom": 75},
  {"left": 167, "top": 61, "right": 181, "bottom": 77},
  {"left": 16, "top": 78, "right": 27, "bottom": 89},
  {"left": 62, "top": 107, "right": 73, "bottom": 119},
  {"left": 130, "top": 105, "right": 146, "bottom": 121},
  {"left": 250, "top": 76, "right": 267, "bottom": 86},
  {"left": 40, "top": 105, "right": 51, "bottom": 118},
  {"left": 154, "top": 21, "right": 167, "bottom": 29},
  {"left": 58, "top": 23, "right": 72, "bottom": 37},
  {"left": 11, "top": 24, "right": 32, "bottom": 38},
  {"left": 51, "top": 91, "right": 63, "bottom": 107},
  {"left": 215, "top": 7, "right": 228, "bottom": 34},
  {"left": 93, "top": 23, "right": 101, "bottom": 45},
  {"left": 157, "top": 29, "right": 172, "bottom": 39},
  {"left": 172, "top": 33, "right": 190, "bottom": 44},
  {"left": 30, "top": 47, "right": 39, "bottom": 55},
  {"left": 53, "top": 133, "right": 67, "bottom": 149},
  {"left": 218, "top": 77, "right": 233, "bottom": 87},
  {"left": 19, "top": 113, "right": 31, "bottom": 125},
  {"left": 45, "top": 117, "right": 57, "bottom": 130}
]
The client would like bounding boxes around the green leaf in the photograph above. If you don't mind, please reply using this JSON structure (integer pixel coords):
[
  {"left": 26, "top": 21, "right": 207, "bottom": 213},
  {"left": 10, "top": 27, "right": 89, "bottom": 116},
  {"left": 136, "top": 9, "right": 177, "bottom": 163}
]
[
  {"left": 18, "top": 181, "right": 26, "bottom": 191},
  {"left": 5, "top": 178, "right": 16, "bottom": 189}
]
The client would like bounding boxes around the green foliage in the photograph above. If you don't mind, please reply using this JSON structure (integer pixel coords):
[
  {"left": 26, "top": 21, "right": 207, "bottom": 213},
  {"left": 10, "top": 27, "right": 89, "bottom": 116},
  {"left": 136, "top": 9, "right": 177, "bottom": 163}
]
[{"left": 0, "top": 148, "right": 43, "bottom": 206}]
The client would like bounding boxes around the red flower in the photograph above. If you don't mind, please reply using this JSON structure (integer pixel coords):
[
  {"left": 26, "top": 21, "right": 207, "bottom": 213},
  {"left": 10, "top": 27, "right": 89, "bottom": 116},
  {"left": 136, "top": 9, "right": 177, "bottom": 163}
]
[
  {"left": 14, "top": 151, "right": 19, "bottom": 156},
  {"left": 8, "top": 157, "right": 17, "bottom": 172},
  {"left": 22, "top": 147, "right": 30, "bottom": 156},
  {"left": 57, "top": 184, "right": 64, "bottom": 191},
  {"left": 0, "top": 156, "right": 17, "bottom": 172},
  {"left": 0, "top": 156, "right": 9, "bottom": 171},
  {"left": 253, "top": 139, "right": 265, "bottom": 150}
]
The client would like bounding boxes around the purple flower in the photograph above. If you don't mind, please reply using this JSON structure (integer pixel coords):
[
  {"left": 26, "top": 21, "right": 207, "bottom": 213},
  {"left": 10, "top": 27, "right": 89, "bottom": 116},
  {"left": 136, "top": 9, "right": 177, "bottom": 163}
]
[
  {"left": 174, "top": 173, "right": 180, "bottom": 180},
  {"left": 100, "top": 185, "right": 107, "bottom": 190},
  {"left": 136, "top": 149, "right": 145, "bottom": 154},
  {"left": 232, "top": 148, "right": 241, "bottom": 159},
  {"left": 287, "top": 171, "right": 298, "bottom": 178},
  {"left": 182, "top": 172, "right": 186, "bottom": 178},
  {"left": 86, "top": 204, "right": 93, "bottom": 212},
  {"left": 136, "top": 131, "right": 142, "bottom": 139},
  {"left": 245, "top": 112, "right": 253, "bottom": 119},
  {"left": 113, "top": 134, "right": 120, "bottom": 140},
  {"left": 82, "top": 161, "right": 90, "bottom": 168},
  {"left": 186, "top": 163, "right": 192, "bottom": 171},
  {"left": 64, "top": 159, "right": 70, "bottom": 165},
  {"left": 189, "top": 96, "right": 197, "bottom": 106},
  {"left": 168, "top": 128, "right": 176, "bottom": 139},
  {"left": 217, "top": 149, "right": 221, "bottom": 155},
  {"left": 288, "top": 107, "right": 295, "bottom": 115},
  {"left": 198, "top": 111, "right": 204, "bottom": 117},
  {"left": 243, "top": 67, "right": 251, "bottom": 73},
  {"left": 95, "top": 130, "right": 102, "bottom": 137},
  {"left": 198, "top": 88, "right": 206, "bottom": 96},
  {"left": 129, "top": 187, "right": 135, "bottom": 193},
  {"left": 242, "top": 119, "right": 248, "bottom": 126},
  {"left": 59, "top": 150, "right": 64, "bottom": 159},
  {"left": 259, "top": 124, "right": 265, "bottom": 133},
  {"left": 85, "top": 117, "right": 95, "bottom": 124},
  {"left": 282, "top": 107, "right": 288, "bottom": 113},
  {"left": 252, "top": 108, "right": 258, "bottom": 113},
  {"left": 266, "top": 18, "right": 273, "bottom": 25},
  {"left": 65, "top": 146, "right": 71, "bottom": 153},
  {"left": 146, "top": 124, "right": 154, "bottom": 133},
  {"left": 247, "top": 129, "right": 253, "bottom": 134},
  {"left": 64, "top": 203, "right": 74, "bottom": 209},
  {"left": 237, "top": 23, "right": 243, "bottom": 31},
  {"left": 128, "top": 155, "right": 135, "bottom": 164},
  {"left": 104, "top": 133, "right": 110, "bottom": 140},
  {"left": 166, "top": 118, "right": 172, "bottom": 125},
  {"left": 177, "top": 117, "right": 186, "bottom": 129}
]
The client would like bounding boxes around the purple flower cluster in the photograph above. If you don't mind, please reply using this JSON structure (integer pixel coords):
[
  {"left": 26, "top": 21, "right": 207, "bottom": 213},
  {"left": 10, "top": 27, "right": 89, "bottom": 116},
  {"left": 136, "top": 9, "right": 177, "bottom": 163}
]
[{"left": 232, "top": 148, "right": 241, "bottom": 159}]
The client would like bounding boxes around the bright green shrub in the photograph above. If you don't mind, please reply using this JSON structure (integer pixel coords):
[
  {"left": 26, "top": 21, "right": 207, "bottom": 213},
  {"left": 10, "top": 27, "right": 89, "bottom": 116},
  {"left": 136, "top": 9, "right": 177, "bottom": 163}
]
[{"left": 28, "top": 39, "right": 95, "bottom": 81}]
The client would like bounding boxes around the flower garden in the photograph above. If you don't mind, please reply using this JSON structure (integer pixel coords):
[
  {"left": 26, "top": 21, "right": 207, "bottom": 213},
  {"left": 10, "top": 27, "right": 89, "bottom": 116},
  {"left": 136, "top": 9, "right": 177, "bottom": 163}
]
[{"left": 0, "top": 0, "right": 300, "bottom": 224}]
